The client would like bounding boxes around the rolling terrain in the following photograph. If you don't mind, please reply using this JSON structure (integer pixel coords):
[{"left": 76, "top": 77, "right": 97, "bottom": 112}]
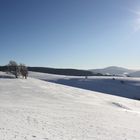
[
  {"left": 0, "top": 72, "right": 140, "bottom": 139},
  {"left": 29, "top": 71, "right": 140, "bottom": 100}
]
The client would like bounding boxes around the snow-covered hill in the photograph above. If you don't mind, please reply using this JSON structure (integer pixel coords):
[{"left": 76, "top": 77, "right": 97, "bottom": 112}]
[
  {"left": 90, "top": 66, "right": 134, "bottom": 75},
  {"left": 0, "top": 72, "right": 140, "bottom": 140},
  {"left": 29, "top": 71, "right": 140, "bottom": 100}
]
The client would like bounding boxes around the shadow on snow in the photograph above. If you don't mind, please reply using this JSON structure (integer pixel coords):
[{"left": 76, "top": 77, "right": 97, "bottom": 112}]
[{"left": 46, "top": 78, "right": 140, "bottom": 100}]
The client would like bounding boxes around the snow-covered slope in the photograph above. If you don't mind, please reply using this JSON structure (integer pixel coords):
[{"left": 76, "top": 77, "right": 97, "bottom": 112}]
[
  {"left": 29, "top": 71, "right": 140, "bottom": 100},
  {"left": 0, "top": 72, "right": 140, "bottom": 140}
]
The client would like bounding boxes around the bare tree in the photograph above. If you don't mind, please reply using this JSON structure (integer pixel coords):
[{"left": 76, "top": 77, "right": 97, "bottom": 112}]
[
  {"left": 19, "top": 64, "right": 28, "bottom": 79},
  {"left": 8, "top": 61, "right": 19, "bottom": 78}
]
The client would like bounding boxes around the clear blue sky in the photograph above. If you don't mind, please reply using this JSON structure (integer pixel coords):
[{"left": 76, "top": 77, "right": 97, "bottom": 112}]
[{"left": 0, "top": 0, "right": 140, "bottom": 69}]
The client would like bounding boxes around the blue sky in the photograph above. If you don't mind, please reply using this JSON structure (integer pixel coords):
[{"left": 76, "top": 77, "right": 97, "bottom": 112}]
[{"left": 0, "top": 0, "right": 140, "bottom": 69}]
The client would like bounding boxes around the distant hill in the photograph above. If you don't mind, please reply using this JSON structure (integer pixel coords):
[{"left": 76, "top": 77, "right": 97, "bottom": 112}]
[
  {"left": 90, "top": 66, "right": 134, "bottom": 75},
  {"left": 1, "top": 65, "right": 138, "bottom": 76},
  {"left": 129, "top": 71, "right": 140, "bottom": 77}
]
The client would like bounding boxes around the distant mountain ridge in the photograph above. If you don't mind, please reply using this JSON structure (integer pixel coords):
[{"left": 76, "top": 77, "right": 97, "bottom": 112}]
[{"left": 90, "top": 66, "right": 135, "bottom": 75}]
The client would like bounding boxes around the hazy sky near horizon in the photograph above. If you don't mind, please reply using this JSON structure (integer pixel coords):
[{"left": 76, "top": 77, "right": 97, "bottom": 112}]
[{"left": 0, "top": 0, "right": 140, "bottom": 69}]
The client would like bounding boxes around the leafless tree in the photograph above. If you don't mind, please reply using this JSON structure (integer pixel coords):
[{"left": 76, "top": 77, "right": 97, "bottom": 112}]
[
  {"left": 19, "top": 64, "right": 28, "bottom": 79},
  {"left": 8, "top": 61, "right": 19, "bottom": 78}
]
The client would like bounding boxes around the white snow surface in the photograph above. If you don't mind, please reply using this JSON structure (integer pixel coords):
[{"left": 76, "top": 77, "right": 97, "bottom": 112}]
[
  {"left": 0, "top": 72, "right": 140, "bottom": 140},
  {"left": 29, "top": 71, "right": 140, "bottom": 100}
]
